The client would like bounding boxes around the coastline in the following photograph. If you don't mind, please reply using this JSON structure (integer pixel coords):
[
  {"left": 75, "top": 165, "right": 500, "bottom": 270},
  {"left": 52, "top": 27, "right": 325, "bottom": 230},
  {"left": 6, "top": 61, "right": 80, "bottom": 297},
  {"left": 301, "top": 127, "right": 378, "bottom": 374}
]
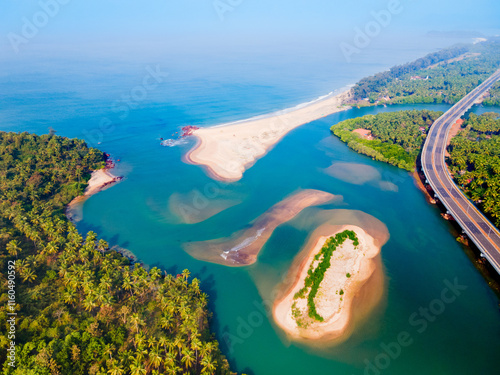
[
  {"left": 185, "top": 89, "right": 353, "bottom": 181},
  {"left": 66, "top": 168, "right": 123, "bottom": 223},
  {"left": 272, "top": 225, "right": 384, "bottom": 343}
]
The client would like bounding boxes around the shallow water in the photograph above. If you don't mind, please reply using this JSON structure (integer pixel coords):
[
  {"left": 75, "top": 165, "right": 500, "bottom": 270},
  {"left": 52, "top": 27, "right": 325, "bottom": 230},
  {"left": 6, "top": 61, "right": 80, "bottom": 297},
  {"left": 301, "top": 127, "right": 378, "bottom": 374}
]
[{"left": 2, "top": 49, "right": 500, "bottom": 374}]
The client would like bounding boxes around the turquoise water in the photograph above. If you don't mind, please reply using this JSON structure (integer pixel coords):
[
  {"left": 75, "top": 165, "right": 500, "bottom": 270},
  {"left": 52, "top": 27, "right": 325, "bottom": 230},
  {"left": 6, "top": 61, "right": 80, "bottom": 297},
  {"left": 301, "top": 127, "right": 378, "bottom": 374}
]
[{"left": 2, "top": 50, "right": 500, "bottom": 374}]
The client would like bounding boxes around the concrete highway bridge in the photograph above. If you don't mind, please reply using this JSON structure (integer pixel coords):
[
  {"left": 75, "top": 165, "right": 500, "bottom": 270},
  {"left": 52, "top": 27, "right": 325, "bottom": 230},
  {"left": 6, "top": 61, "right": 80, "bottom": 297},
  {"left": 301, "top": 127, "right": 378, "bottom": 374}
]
[{"left": 421, "top": 68, "right": 500, "bottom": 274}]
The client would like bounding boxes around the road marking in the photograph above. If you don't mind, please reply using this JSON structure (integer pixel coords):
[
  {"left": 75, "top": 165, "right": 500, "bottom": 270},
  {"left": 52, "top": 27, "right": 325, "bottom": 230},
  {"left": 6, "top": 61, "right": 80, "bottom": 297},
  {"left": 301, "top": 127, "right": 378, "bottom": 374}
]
[{"left": 422, "top": 68, "right": 500, "bottom": 271}]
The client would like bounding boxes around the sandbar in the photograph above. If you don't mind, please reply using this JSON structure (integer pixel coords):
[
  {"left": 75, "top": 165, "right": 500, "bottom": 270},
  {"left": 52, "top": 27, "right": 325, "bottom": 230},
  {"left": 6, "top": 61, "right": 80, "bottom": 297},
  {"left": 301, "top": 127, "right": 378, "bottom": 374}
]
[
  {"left": 273, "top": 225, "right": 384, "bottom": 343},
  {"left": 183, "top": 189, "right": 338, "bottom": 266},
  {"left": 66, "top": 169, "right": 122, "bottom": 222},
  {"left": 185, "top": 89, "right": 353, "bottom": 181},
  {"left": 168, "top": 190, "right": 242, "bottom": 224}
]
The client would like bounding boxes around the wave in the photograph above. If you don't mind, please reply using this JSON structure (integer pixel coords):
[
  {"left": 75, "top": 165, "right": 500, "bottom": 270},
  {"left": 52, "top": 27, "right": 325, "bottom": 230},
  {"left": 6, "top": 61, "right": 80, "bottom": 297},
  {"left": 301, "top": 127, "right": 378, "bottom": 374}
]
[
  {"left": 161, "top": 138, "right": 188, "bottom": 147},
  {"left": 208, "top": 85, "right": 354, "bottom": 130},
  {"left": 220, "top": 227, "right": 266, "bottom": 259}
]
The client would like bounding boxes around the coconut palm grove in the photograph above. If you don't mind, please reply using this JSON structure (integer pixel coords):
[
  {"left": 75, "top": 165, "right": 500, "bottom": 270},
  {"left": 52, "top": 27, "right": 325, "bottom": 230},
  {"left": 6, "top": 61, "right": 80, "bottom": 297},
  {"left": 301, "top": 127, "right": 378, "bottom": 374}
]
[{"left": 0, "top": 132, "right": 232, "bottom": 374}]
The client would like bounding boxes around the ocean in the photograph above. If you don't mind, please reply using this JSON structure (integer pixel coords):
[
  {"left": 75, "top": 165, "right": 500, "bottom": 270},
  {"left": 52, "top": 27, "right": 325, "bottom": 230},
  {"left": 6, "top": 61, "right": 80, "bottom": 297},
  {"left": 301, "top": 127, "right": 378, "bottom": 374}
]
[{"left": 1, "top": 35, "right": 500, "bottom": 374}]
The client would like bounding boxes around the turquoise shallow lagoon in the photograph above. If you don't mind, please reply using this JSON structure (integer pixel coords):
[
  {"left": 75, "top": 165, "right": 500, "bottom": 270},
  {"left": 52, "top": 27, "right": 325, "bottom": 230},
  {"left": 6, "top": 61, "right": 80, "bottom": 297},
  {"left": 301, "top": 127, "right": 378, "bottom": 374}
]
[{"left": 2, "top": 50, "right": 500, "bottom": 373}]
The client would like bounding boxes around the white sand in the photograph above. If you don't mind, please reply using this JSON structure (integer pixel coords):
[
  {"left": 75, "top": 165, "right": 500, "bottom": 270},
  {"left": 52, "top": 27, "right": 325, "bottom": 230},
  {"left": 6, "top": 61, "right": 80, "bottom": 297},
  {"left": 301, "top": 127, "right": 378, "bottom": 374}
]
[
  {"left": 66, "top": 169, "right": 121, "bottom": 222},
  {"left": 84, "top": 169, "right": 119, "bottom": 196},
  {"left": 273, "top": 225, "right": 381, "bottom": 341},
  {"left": 186, "top": 90, "right": 353, "bottom": 181}
]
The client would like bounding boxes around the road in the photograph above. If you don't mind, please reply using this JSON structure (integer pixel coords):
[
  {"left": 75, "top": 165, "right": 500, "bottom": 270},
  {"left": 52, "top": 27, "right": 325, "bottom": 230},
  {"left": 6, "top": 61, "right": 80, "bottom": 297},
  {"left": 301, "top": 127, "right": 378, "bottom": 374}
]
[{"left": 421, "top": 68, "right": 500, "bottom": 274}]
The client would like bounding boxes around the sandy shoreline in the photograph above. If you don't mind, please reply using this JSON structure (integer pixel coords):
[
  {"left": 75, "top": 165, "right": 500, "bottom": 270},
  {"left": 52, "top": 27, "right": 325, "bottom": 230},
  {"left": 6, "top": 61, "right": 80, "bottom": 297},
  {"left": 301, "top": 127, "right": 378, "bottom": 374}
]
[
  {"left": 186, "top": 89, "right": 353, "bottom": 181},
  {"left": 183, "top": 189, "right": 339, "bottom": 266},
  {"left": 66, "top": 168, "right": 122, "bottom": 223},
  {"left": 273, "top": 225, "right": 383, "bottom": 342}
]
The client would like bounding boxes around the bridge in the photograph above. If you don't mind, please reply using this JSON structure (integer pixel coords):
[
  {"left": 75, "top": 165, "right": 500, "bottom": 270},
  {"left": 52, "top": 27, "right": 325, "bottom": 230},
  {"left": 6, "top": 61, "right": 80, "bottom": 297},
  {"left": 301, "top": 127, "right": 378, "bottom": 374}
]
[{"left": 421, "top": 68, "right": 500, "bottom": 274}]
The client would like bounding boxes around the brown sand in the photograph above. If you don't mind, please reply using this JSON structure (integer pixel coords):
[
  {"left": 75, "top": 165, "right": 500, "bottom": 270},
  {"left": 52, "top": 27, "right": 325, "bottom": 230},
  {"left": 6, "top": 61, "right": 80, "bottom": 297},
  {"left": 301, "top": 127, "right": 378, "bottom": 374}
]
[
  {"left": 183, "top": 189, "right": 339, "bottom": 266},
  {"left": 185, "top": 90, "right": 353, "bottom": 181},
  {"left": 352, "top": 128, "right": 373, "bottom": 140},
  {"left": 324, "top": 162, "right": 398, "bottom": 192},
  {"left": 272, "top": 224, "right": 386, "bottom": 343},
  {"left": 66, "top": 169, "right": 122, "bottom": 223},
  {"left": 168, "top": 190, "right": 241, "bottom": 224}
]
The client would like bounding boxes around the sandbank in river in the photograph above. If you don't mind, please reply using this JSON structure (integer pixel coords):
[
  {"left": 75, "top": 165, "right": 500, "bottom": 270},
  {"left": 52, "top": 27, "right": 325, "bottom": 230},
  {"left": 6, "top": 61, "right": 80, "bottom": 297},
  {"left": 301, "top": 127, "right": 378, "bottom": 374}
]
[
  {"left": 272, "top": 224, "right": 387, "bottom": 344},
  {"left": 185, "top": 89, "right": 352, "bottom": 181},
  {"left": 183, "top": 189, "right": 339, "bottom": 266}
]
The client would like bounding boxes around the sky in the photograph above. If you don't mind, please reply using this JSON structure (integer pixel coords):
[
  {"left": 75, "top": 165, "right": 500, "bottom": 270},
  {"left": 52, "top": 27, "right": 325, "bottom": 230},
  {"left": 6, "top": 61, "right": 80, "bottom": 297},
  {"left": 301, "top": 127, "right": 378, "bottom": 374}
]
[{"left": 1, "top": 0, "right": 499, "bottom": 61}]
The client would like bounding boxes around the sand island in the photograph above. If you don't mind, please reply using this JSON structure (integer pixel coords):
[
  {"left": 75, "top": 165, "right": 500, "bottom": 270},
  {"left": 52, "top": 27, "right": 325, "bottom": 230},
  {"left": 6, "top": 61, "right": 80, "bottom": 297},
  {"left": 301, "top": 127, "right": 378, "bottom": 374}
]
[
  {"left": 183, "top": 189, "right": 339, "bottom": 266},
  {"left": 273, "top": 225, "right": 384, "bottom": 342},
  {"left": 185, "top": 90, "right": 352, "bottom": 181}
]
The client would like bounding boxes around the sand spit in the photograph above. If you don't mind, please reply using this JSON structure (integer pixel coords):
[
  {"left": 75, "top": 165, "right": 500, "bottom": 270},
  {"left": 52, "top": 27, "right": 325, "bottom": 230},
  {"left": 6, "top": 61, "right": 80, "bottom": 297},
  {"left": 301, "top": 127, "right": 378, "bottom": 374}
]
[
  {"left": 185, "top": 89, "right": 353, "bottom": 181},
  {"left": 273, "top": 225, "right": 385, "bottom": 343},
  {"left": 183, "top": 189, "right": 339, "bottom": 266},
  {"left": 66, "top": 169, "right": 122, "bottom": 223}
]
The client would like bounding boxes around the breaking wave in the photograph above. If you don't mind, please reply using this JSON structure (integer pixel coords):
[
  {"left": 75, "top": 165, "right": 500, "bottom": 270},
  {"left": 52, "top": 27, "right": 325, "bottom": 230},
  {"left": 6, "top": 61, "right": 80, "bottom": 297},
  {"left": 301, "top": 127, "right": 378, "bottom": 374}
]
[{"left": 161, "top": 139, "right": 188, "bottom": 147}]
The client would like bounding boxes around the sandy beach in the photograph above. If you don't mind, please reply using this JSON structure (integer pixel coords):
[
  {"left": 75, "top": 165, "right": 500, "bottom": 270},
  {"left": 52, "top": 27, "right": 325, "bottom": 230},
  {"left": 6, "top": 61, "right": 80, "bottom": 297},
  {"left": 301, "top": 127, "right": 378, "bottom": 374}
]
[
  {"left": 272, "top": 225, "right": 383, "bottom": 342},
  {"left": 183, "top": 189, "right": 339, "bottom": 266},
  {"left": 66, "top": 169, "right": 122, "bottom": 222},
  {"left": 185, "top": 89, "right": 353, "bottom": 181}
]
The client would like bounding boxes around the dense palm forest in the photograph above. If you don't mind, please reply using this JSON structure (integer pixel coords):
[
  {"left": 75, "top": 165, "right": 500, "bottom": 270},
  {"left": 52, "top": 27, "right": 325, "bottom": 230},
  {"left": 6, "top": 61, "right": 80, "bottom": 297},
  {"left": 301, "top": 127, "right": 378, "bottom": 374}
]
[
  {"left": 447, "top": 113, "right": 500, "bottom": 228},
  {"left": 483, "top": 81, "right": 500, "bottom": 106},
  {"left": 352, "top": 39, "right": 500, "bottom": 105},
  {"left": 0, "top": 132, "right": 232, "bottom": 374},
  {"left": 330, "top": 110, "right": 443, "bottom": 171}
]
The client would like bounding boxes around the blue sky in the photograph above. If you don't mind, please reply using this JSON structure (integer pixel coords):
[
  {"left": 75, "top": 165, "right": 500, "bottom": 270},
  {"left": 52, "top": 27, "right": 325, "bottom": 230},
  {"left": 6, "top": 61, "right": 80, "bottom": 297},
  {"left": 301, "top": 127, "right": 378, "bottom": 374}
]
[{"left": 0, "top": 0, "right": 499, "bottom": 62}]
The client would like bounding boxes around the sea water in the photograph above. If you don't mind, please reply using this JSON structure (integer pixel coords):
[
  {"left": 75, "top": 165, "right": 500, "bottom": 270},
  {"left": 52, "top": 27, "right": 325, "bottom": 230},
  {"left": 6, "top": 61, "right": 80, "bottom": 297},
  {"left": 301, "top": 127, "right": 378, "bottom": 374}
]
[{"left": 1, "top": 36, "right": 500, "bottom": 374}]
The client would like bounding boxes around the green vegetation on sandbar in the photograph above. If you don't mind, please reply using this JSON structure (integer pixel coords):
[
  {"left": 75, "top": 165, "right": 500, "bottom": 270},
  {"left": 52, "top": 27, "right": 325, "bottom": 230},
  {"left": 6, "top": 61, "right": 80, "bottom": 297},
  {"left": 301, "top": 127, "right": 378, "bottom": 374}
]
[
  {"left": 447, "top": 113, "right": 500, "bottom": 228},
  {"left": 293, "top": 230, "right": 359, "bottom": 324},
  {"left": 0, "top": 132, "right": 231, "bottom": 374},
  {"left": 330, "top": 110, "right": 442, "bottom": 171},
  {"left": 352, "top": 39, "right": 500, "bottom": 106}
]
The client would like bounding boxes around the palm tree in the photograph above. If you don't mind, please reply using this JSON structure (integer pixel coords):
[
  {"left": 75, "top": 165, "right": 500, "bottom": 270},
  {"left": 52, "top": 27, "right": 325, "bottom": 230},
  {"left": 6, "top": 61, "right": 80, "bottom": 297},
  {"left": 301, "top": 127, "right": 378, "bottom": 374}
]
[
  {"left": 21, "top": 268, "right": 37, "bottom": 283},
  {"left": 181, "top": 269, "right": 191, "bottom": 282},
  {"left": 100, "top": 276, "right": 113, "bottom": 293},
  {"left": 148, "top": 347, "right": 162, "bottom": 371},
  {"left": 201, "top": 354, "right": 217, "bottom": 375},
  {"left": 163, "top": 351, "right": 176, "bottom": 369},
  {"left": 129, "top": 313, "right": 144, "bottom": 335},
  {"left": 191, "top": 278, "right": 201, "bottom": 296},
  {"left": 103, "top": 344, "right": 115, "bottom": 361},
  {"left": 149, "top": 267, "right": 161, "bottom": 281},
  {"left": 160, "top": 313, "right": 174, "bottom": 330},
  {"left": 95, "top": 288, "right": 107, "bottom": 305},
  {"left": 98, "top": 239, "right": 109, "bottom": 252},
  {"left": 129, "top": 357, "right": 147, "bottom": 375},
  {"left": 63, "top": 289, "right": 77, "bottom": 306},
  {"left": 6, "top": 240, "right": 21, "bottom": 259},
  {"left": 191, "top": 337, "right": 202, "bottom": 370},
  {"left": 123, "top": 277, "right": 133, "bottom": 297},
  {"left": 83, "top": 295, "right": 97, "bottom": 312},
  {"left": 181, "top": 348, "right": 195, "bottom": 371},
  {"left": 107, "top": 363, "right": 125, "bottom": 375},
  {"left": 157, "top": 336, "right": 169, "bottom": 356}
]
